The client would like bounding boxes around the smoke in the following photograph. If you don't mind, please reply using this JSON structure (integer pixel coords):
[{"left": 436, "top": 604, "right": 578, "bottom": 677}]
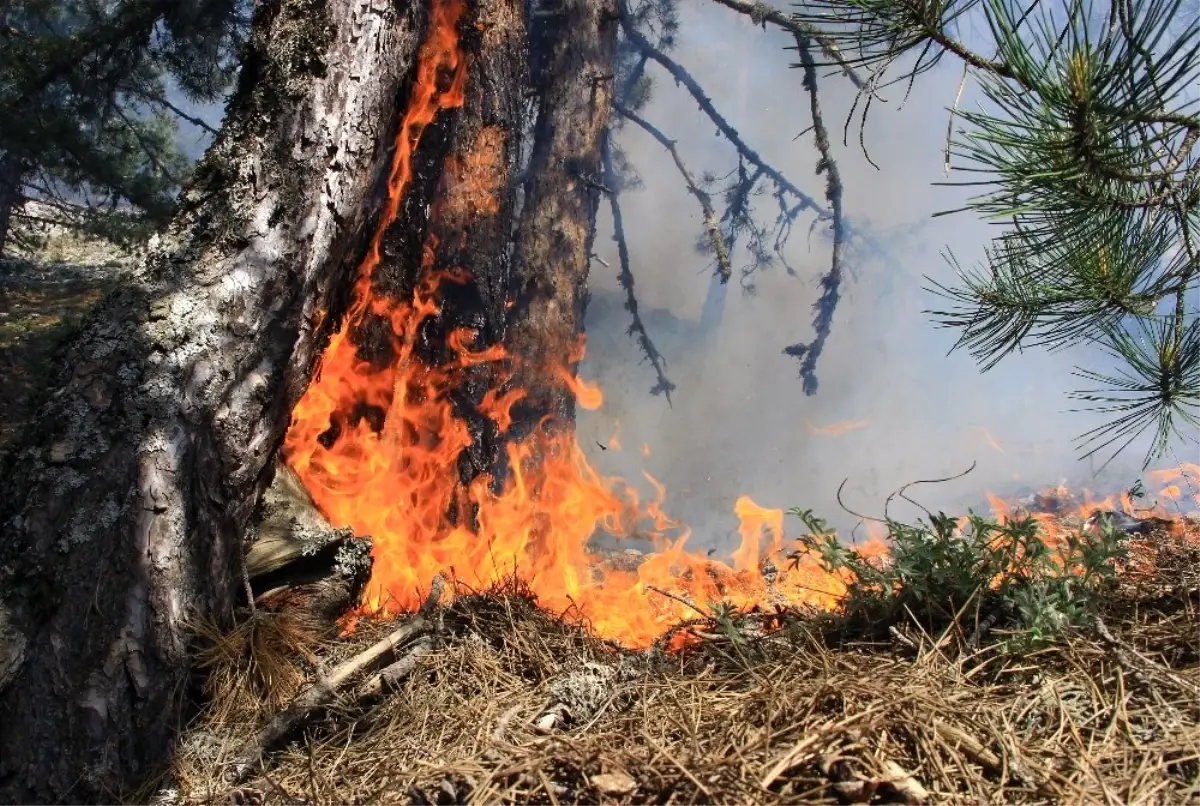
[{"left": 576, "top": 0, "right": 1196, "bottom": 546}]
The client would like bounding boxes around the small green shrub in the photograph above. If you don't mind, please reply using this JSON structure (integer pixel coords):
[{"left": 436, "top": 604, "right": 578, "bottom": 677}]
[{"left": 786, "top": 506, "right": 1128, "bottom": 647}]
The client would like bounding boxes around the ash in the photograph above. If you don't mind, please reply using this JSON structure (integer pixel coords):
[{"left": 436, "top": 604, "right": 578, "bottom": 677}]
[{"left": 538, "top": 659, "right": 641, "bottom": 731}]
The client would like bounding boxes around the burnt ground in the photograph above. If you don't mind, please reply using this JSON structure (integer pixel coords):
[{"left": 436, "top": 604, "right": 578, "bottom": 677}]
[{"left": 0, "top": 256, "right": 130, "bottom": 449}]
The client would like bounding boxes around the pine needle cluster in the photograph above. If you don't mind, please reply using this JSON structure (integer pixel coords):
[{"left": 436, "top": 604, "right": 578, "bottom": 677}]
[{"left": 794, "top": 0, "right": 1199, "bottom": 467}]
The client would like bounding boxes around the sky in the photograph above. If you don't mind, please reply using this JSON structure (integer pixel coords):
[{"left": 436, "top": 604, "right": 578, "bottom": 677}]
[{"left": 171, "top": 0, "right": 1199, "bottom": 550}]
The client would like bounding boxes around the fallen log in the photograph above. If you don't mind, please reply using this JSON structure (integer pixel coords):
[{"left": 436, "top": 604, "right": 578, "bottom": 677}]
[{"left": 241, "top": 461, "right": 374, "bottom": 622}]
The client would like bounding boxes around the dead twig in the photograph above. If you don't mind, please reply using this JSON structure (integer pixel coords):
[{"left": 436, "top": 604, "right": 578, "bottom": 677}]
[
  {"left": 357, "top": 636, "right": 435, "bottom": 698},
  {"left": 646, "top": 584, "right": 708, "bottom": 619},
  {"left": 932, "top": 718, "right": 1003, "bottom": 772},
  {"left": 614, "top": 103, "right": 733, "bottom": 282},
  {"left": 227, "top": 578, "right": 445, "bottom": 783},
  {"left": 600, "top": 128, "right": 676, "bottom": 402},
  {"left": 706, "top": 0, "right": 868, "bottom": 91},
  {"left": 618, "top": 4, "right": 830, "bottom": 222},
  {"left": 780, "top": 35, "right": 847, "bottom": 396}
]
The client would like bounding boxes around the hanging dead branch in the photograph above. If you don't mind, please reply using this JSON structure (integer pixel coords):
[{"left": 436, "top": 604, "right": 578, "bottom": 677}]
[
  {"left": 600, "top": 130, "right": 676, "bottom": 401},
  {"left": 781, "top": 36, "right": 847, "bottom": 395},
  {"left": 608, "top": 1, "right": 911, "bottom": 390},
  {"left": 617, "top": 1, "right": 831, "bottom": 237},
  {"left": 705, "top": 0, "right": 868, "bottom": 91},
  {"left": 614, "top": 102, "right": 732, "bottom": 281},
  {"left": 620, "top": 17, "right": 828, "bottom": 220}
]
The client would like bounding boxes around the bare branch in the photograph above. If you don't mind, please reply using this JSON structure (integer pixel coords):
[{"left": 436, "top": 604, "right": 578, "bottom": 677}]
[
  {"left": 782, "top": 36, "right": 847, "bottom": 396},
  {"left": 126, "top": 83, "right": 220, "bottom": 135},
  {"left": 618, "top": 53, "right": 648, "bottom": 103},
  {"left": 601, "top": 129, "right": 676, "bottom": 402},
  {"left": 615, "top": 102, "right": 733, "bottom": 282},
  {"left": 618, "top": 3, "right": 831, "bottom": 223},
  {"left": 706, "top": 0, "right": 868, "bottom": 91}
]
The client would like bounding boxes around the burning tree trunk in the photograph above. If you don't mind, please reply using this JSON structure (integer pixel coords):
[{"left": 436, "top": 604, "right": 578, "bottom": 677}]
[
  {"left": 0, "top": 0, "right": 482, "bottom": 798},
  {"left": 0, "top": 0, "right": 623, "bottom": 794},
  {"left": 507, "top": 0, "right": 618, "bottom": 426},
  {"left": 279, "top": 0, "right": 618, "bottom": 616},
  {"left": 0, "top": 0, "right": 899, "bottom": 791}
]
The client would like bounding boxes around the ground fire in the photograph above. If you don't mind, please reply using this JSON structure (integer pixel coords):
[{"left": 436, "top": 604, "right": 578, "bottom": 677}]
[
  {"left": 5, "top": 0, "right": 1198, "bottom": 800},
  {"left": 281, "top": 0, "right": 1200, "bottom": 650}
]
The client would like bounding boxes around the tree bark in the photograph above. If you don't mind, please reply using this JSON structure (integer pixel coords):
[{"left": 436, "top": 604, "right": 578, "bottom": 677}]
[
  {"left": 506, "top": 0, "right": 618, "bottom": 429},
  {"left": 0, "top": 0, "right": 429, "bottom": 799},
  {"left": 424, "top": 0, "right": 529, "bottom": 486},
  {"left": 0, "top": 0, "right": 619, "bottom": 797},
  {"left": 0, "top": 153, "right": 24, "bottom": 257}
]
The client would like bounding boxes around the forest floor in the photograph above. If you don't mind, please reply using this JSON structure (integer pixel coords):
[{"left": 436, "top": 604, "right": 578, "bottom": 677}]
[
  {"left": 164, "top": 540, "right": 1198, "bottom": 806},
  {"left": 2, "top": 243, "right": 1198, "bottom": 806},
  {"left": 0, "top": 231, "right": 134, "bottom": 450}
]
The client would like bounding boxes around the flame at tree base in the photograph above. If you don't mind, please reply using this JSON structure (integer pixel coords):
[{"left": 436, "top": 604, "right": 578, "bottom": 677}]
[
  {"left": 279, "top": 0, "right": 855, "bottom": 649},
  {"left": 281, "top": 0, "right": 1200, "bottom": 649},
  {"left": 285, "top": 258, "right": 869, "bottom": 648}
]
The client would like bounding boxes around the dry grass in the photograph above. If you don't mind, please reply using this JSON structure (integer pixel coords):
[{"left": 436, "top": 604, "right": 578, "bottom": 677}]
[
  {"left": 189, "top": 594, "right": 334, "bottom": 726},
  {"left": 159, "top": 527, "right": 1200, "bottom": 806}
]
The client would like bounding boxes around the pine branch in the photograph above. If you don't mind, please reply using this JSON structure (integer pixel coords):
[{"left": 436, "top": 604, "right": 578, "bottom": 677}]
[
  {"left": 614, "top": 102, "right": 733, "bottom": 281},
  {"left": 125, "top": 83, "right": 220, "bottom": 135},
  {"left": 790, "top": 0, "right": 983, "bottom": 93},
  {"left": 109, "top": 104, "right": 181, "bottom": 185},
  {"left": 1069, "top": 317, "right": 1200, "bottom": 470},
  {"left": 601, "top": 129, "right": 676, "bottom": 402},
  {"left": 796, "top": 0, "right": 1200, "bottom": 465},
  {"left": 7, "top": 0, "right": 174, "bottom": 108}
]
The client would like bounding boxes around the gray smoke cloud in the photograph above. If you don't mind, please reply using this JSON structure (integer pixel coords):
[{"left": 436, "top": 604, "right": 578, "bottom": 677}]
[{"left": 576, "top": 0, "right": 1197, "bottom": 549}]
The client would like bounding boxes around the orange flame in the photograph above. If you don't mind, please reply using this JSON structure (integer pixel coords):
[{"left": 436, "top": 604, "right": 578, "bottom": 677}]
[
  {"left": 555, "top": 365, "right": 604, "bottom": 411},
  {"left": 283, "top": 0, "right": 1197, "bottom": 650},
  {"left": 805, "top": 419, "right": 870, "bottom": 437},
  {"left": 974, "top": 426, "right": 1005, "bottom": 453},
  {"left": 607, "top": 420, "right": 622, "bottom": 451},
  {"left": 282, "top": 0, "right": 873, "bottom": 646}
]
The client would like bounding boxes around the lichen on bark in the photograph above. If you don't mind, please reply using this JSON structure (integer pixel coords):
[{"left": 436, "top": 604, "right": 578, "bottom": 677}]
[{"left": 0, "top": 0, "right": 430, "bottom": 800}]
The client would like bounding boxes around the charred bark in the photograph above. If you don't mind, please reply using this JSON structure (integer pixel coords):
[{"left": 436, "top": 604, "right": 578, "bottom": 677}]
[
  {"left": 415, "top": 0, "right": 529, "bottom": 489},
  {"left": 507, "top": 0, "right": 618, "bottom": 430},
  {"left": 0, "top": 0, "right": 429, "bottom": 800}
]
